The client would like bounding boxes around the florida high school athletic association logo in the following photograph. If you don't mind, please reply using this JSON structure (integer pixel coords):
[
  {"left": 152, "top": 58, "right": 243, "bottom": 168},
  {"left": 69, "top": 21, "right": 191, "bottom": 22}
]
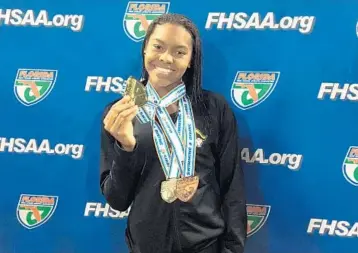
[
  {"left": 342, "top": 146, "right": 358, "bottom": 186},
  {"left": 231, "top": 71, "right": 280, "bottom": 110},
  {"left": 123, "top": 1, "right": 170, "bottom": 42},
  {"left": 246, "top": 204, "right": 271, "bottom": 237},
  {"left": 17, "top": 194, "right": 58, "bottom": 229},
  {"left": 14, "top": 69, "right": 57, "bottom": 106}
]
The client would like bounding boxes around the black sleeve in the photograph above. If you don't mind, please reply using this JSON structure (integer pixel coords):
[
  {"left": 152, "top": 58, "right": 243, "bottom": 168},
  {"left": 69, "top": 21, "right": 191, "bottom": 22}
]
[
  {"left": 99, "top": 104, "right": 146, "bottom": 212},
  {"left": 217, "top": 98, "right": 247, "bottom": 253}
]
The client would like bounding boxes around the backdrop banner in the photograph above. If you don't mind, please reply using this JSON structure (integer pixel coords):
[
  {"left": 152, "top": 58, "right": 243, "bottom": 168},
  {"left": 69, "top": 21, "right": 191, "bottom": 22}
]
[{"left": 0, "top": 1, "right": 357, "bottom": 253}]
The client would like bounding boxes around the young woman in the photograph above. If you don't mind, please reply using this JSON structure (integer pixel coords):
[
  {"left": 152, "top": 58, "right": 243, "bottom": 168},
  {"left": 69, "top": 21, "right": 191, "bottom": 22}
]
[{"left": 100, "top": 13, "right": 247, "bottom": 253}]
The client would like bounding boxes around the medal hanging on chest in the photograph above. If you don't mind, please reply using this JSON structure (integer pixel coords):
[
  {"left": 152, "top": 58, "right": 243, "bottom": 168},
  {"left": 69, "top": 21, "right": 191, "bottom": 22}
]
[
  {"left": 176, "top": 176, "right": 199, "bottom": 202},
  {"left": 138, "top": 83, "right": 199, "bottom": 203},
  {"left": 160, "top": 178, "right": 178, "bottom": 203},
  {"left": 119, "top": 77, "right": 200, "bottom": 203}
]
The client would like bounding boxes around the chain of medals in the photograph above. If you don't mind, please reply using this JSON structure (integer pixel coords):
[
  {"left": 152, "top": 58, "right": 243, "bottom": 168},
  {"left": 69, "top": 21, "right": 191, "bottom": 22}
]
[{"left": 123, "top": 77, "right": 199, "bottom": 203}]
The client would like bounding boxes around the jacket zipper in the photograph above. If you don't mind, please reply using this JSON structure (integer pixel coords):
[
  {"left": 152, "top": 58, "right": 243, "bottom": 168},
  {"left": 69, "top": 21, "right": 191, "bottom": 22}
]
[{"left": 172, "top": 201, "right": 183, "bottom": 252}]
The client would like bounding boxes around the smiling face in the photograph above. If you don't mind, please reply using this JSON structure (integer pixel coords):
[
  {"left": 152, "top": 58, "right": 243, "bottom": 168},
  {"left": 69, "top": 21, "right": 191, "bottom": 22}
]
[{"left": 144, "top": 23, "right": 193, "bottom": 90}]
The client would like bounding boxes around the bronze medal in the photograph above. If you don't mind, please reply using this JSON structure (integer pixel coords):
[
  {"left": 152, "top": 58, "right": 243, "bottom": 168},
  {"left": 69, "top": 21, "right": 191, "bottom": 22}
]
[
  {"left": 160, "top": 178, "right": 178, "bottom": 203},
  {"left": 125, "top": 76, "right": 147, "bottom": 107},
  {"left": 175, "top": 176, "right": 199, "bottom": 202}
]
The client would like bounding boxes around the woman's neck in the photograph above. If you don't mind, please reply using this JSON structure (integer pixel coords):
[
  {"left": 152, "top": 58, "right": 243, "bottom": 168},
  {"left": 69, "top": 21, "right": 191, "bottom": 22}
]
[
  {"left": 150, "top": 79, "right": 182, "bottom": 114},
  {"left": 152, "top": 81, "right": 181, "bottom": 98}
]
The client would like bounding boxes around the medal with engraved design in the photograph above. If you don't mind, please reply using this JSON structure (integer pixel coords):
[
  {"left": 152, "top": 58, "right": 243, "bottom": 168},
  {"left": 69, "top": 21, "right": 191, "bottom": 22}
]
[
  {"left": 160, "top": 178, "right": 178, "bottom": 203},
  {"left": 175, "top": 175, "right": 199, "bottom": 202},
  {"left": 125, "top": 76, "right": 147, "bottom": 107}
]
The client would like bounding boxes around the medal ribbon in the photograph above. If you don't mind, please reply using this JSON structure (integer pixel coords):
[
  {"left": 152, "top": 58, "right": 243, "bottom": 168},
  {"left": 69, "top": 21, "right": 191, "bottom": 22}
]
[{"left": 119, "top": 80, "right": 196, "bottom": 179}]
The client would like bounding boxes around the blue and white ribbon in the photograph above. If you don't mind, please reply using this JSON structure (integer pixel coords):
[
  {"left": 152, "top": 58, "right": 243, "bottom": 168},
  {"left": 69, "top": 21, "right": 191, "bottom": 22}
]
[{"left": 119, "top": 80, "right": 196, "bottom": 179}]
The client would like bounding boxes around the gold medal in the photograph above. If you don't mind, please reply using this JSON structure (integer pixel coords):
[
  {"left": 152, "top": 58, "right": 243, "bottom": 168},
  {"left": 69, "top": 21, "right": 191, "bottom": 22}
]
[
  {"left": 176, "top": 176, "right": 199, "bottom": 202},
  {"left": 160, "top": 178, "right": 178, "bottom": 203},
  {"left": 125, "top": 76, "right": 147, "bottom": 107}
]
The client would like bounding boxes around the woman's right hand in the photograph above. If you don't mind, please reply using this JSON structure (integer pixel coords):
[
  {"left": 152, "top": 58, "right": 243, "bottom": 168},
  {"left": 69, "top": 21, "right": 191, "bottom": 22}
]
[{"left": 103, "top": 95, "right": 138, "bottom": 151}]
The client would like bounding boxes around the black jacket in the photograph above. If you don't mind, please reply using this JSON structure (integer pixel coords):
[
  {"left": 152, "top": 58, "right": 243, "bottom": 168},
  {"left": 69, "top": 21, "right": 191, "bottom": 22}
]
[{"left": 100, "top": 90, "right": 247, "bottom": 253}]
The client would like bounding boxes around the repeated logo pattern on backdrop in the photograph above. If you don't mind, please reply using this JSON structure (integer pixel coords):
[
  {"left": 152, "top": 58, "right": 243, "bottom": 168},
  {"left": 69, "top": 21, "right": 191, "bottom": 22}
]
[
  {"left": 231, "top": 71, "right": 280, "bottom": 110},
  {"left": 16, "top": 194, "right": 59, "bottom": 230},
  {"left": 123, "top": 2, "right": 170, "bottom": 42},
  {"left": 14, "top": 69, "right": 57, "bottom": 106},
  {"left": 342, "top": 147, "right": 358, "bottom": 187},
  {"left": 0, "top": 1, "right": 357, "bottom": 253},
  {"left": 205, "top": 12, "right": 316, "bottom": 34},
  {"left": 0, "top": 9, "right": 84, "bottom": 31}
]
